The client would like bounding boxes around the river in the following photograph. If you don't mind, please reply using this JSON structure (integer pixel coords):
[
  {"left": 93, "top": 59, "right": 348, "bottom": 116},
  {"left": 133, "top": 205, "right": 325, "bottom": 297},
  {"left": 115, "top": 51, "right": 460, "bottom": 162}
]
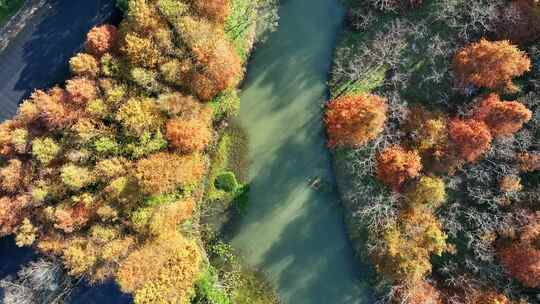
[{"left": 229, "top": 0, "right": 371, "bottom": 303}]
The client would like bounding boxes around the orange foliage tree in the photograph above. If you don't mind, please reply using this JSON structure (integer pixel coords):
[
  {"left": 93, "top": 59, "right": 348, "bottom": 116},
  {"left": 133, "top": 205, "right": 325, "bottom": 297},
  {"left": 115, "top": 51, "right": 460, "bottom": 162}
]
[
  {"left": 116, "top": 233, "right": 201, "bottom": 304},
  {"left": 376, "top": 145, "right": 422, "bottom": 191},
  {"left": 473, "top": 94, "right": 532, "bottom": 137},
  {"left": 135, "top": 152, "right": 205, "bottom": 195},
  {"left": 325, "top": 93, "right": 387, "bottom": 148},
  {"left": 65, "top": 78, "right": 98, "bottom": 105},
  {"left": 448, "top": 119, "right": 492, "bottom": 162},
  {"left": 85, "top": 25, "right": 119, "bottom": 57},
  {"left": 453, "top": 39, "right": 531, "bottom": 92},
  {"left": 165, "top": 118, "right": 212, "bottom": 153}
]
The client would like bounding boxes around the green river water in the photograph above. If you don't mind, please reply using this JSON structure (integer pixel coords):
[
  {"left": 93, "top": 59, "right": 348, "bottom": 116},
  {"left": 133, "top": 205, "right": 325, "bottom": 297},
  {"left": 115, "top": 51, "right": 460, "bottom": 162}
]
[{"left": 230, "top": 0, "right": 372, "bottom": 303}]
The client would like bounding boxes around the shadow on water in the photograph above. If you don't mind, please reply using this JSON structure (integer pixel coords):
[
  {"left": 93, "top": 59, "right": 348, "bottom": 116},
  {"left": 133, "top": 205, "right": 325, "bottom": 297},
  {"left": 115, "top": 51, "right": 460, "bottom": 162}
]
[
  {"left": 0, "top": 1, "right": 130, "bottom": 302},
  {"left": 228, "top": 0, "right": 373, "bottom": 303}
]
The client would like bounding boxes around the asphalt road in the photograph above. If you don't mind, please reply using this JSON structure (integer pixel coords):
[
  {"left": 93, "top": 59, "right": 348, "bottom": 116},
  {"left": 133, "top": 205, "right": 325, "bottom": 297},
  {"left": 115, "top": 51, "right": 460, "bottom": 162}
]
[{"left": 0, "top": 1, "right": 131, "bottom": 303}]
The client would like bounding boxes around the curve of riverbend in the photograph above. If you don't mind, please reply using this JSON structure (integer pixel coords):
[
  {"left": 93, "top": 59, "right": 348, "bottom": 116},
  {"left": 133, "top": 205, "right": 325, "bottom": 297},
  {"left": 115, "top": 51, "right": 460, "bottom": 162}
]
[
  {"left": 230, "top": 0, "right": 372, "bottom": 303},
  {"left": 0, "top": 1, "right": 129, "bottom": 303}
]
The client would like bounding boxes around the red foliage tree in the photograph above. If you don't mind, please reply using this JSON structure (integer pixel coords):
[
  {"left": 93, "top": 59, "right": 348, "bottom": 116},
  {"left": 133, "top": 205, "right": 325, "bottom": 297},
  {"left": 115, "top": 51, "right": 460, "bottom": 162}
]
[
  {"left": 452, "top": 39, "right": 531, "bottom": 92},
  {"left": 325, "top": 93, "right": 387, "bottom": 148},
  {"left": 376, "top": 145, "right": 422, "bottom": 191},
  {"left": 448, "top": 119, "right": 492, "bottom": 162},
  {"left": 474, "top": 94, "right": 532, "bottom": 137},
  {"left": 85, "top": 25, "right": 119, "bottom": 57}
]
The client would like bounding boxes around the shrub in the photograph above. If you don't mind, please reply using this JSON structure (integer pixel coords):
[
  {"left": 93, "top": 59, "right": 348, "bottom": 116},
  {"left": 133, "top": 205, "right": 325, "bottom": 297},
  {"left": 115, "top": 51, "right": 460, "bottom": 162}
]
[
  {"left": 215, "top": 171, "right": 239, "bottom": 192},
  {"left": 376, "top": 145, "right": 422, "bottom": 191},
  {"left": 453, "top": 39, "right": 531, "bottom": 92},
  {"left": 325, "top": 93, "right": 387, "bottom": 148}
]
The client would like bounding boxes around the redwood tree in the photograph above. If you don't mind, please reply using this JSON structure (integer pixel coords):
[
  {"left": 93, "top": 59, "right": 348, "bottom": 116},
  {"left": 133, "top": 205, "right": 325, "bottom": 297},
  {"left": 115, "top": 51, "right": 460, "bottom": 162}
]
[
  {"left": 474, "top": 93, "right": 532, "bottom": 138},
  {"left": 376, "top": 145, "right": 422, "bottom": 191},
  {"left": 448, "top": 119, "right": 492, "bottom": 162},
  {"left": 453, "top": 39, "right": 530, "bottom": 92},
  {"left": 325, "top": 93, "right": 387, "bottom": 148}
]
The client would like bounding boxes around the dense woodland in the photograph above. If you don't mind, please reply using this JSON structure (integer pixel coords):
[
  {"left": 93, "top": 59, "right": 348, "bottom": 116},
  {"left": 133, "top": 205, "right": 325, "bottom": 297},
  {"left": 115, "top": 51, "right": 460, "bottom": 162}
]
[
  {"left": 0, "top": 0, "right": 279, "bottom": 303},
  {"left": 327, "top": 0, "right": 540, "bottom": 303}
]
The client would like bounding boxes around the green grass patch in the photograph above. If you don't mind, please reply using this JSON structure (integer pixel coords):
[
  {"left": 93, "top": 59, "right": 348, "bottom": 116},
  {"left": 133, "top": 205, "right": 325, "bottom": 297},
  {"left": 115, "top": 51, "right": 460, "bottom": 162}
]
[
  {"left": 225, "top": 0, "right": 255, "bottom": 61},
  {"left": 0, "top": 0, "right": 24, "bottom": 26}
]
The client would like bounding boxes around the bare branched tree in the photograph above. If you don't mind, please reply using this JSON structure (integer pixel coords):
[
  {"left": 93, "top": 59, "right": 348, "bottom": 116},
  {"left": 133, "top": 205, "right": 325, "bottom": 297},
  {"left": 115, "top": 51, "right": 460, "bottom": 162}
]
[{"left": 0, "top": 259, "right": 76, "bottom": 304}]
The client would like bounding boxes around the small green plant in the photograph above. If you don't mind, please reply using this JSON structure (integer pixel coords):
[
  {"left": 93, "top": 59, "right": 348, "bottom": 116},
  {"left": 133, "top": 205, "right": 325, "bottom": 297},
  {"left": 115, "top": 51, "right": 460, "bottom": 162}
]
[
  {"left": 116, "top": 0, "right": 129, "bottom": 13},
  {"left": 193, "top": 267, "right": 232, "bottom": 304},
  {"left": 215, "top": 171, "right": 239, "bottom": 192},
  {"left": 233, "top": 184, "right": 250, "bottom": 215}
]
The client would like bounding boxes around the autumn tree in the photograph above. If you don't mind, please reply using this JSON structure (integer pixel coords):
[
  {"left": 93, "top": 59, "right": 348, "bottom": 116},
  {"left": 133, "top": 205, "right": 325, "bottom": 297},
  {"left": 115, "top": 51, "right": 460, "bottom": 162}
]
[
  {"left": 69, "top": 53, "right": 100, "bottom": 78},
  {"left": 498, "top": 213, "right": 540, "bottom": 288},
  {"left": 116, "top": 98, "right": 165, "bottom": 137},
  {"left": 376, "top": 145, "right": 422, "bottom": 191},
  {"left": 135, "top": 152, "right": 205, "bottom": 195},
  {"left": 496, "top": 0, "right": 540, "bottom": 44},
  {"left": 165, "top": 118, "right": 212, "bottom": 153},
  {"left": 448, "top": 119, "right": 492, "bottom": 162},
  {"left": 85, "top": 25, "right": 119, "bottom": 57},
  {"left": 116, "top": 233, "right": 202, "bottom": 304},
  {"left": 392, "top": 280, "right": 442, "bottom": 304},
  {"left": 453, "top": 39, "right": 531, "bottom": 92},
  {"left": 474, "top": 94, "right": 532, "bottom": 137},
  {"left": 371, "top": 208, "right": 449, "bottom": 283},
  {"left": 65, "top": 77, "right": 98, "bottom": 105},
  {"left": 325, "top": 93, "right": 387, "bottom": 148},
  {"left": 468, "top": 290, "right": 511, "bottom": 304},
  {"left": 191, "top": 0, "right": 230, "bottom": 24},
  {"left": 31, "top": 137, "right": 60, "bottom": 165},
  {"left": 405, "top": 176, "right": 446, "bottom": 209}
]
